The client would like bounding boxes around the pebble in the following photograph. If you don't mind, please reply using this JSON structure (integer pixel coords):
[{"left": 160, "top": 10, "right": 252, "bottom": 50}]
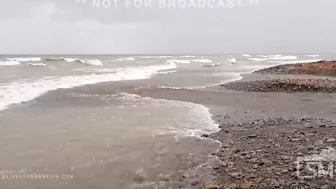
[
  {"left": 315, "top": 140, "right": 324, "bottom": 145},
  {"left": 325, "top": 138, "right": 336, "bottom": 143},
  {"left": 281, "top": 155, "right": 291, "bottom": 160},
  {"left": 227, "top": 184, "right": 237, "bottom": 189},
  {"left": 272, "top": 179, "right": 280, "bottom": 188},
  {"left": 190, "top": 180, "right": 199, "bottom": 186},
  {"left": 239, "top": 183, "right": 252, "bottom": 189},
  {"left": 321, "top": 184, "right": 330, "bottom": 189},
  {"left": 205, "top": 184, "right": 219, "bottom": 189},
  {"left": 229, "top": 172, "right": 240, "bottom": 178},
  {"left": 211, "top": 117, "right": 336, "bottom": 189},
  {"left": 248, "top": 134, "right": 257, "bottom": 138}
]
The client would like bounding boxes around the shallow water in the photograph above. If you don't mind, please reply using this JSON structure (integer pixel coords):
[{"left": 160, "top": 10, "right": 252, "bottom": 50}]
[{"left": 0, "top": 54, "right": 334, "bottom": 188}]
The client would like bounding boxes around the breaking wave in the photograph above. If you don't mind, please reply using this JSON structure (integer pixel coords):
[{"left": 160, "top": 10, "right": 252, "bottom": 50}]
[
  {"left": 45, "top": 58, "right": 103, "bottom": 66},
  {"left": 166, "top": 59, "right": 191, "bottom": 64},
  {"left": 0, "top": 62, "right": 177, "bottom": 111},
  {"left": 27, "top": 63, "right": 47, "bottom": 66},
  {"left": 6, "top": 57, "right": 41, "bottom": 62},
  {"left": 115, "top": 57, "right": 135, "bottom": 61},
  {"left": 306, "top": 54, "right": 320, "bottom": 58},
  {"left": 0, "top": 61, "right": 21, "bottom": 66},
  {"left": 227, "top": 58, "right": 237, "bottom": 63},
  {"left": 192, "top": 59, "right": 212, "bottom": 63},
  {"left": 268, "top": 56, "right": 297, "bottom": 60},
  {"left": 248, "top": 58, "right": 267, "bottom": 61}
]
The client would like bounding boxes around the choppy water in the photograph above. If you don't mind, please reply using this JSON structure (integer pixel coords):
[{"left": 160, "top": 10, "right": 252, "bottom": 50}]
[{"left": 0, "top": 54, "right": 333, "bottom": 188}]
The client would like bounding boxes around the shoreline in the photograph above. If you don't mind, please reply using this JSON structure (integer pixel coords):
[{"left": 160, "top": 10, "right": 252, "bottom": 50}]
[
  {"left": 2, "top": 60, "right": 336, "bottom": 188},
  {"left": 123, "top": 60, "right": 336, "bottom": 188}
]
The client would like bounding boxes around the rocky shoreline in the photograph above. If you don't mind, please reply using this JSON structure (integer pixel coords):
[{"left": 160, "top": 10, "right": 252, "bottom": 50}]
[
  {"left": 220, "top": 61, "right": 336, "bottom": 93},
  {"left": 205, "top": 61, "right": 336, "bottom": 189},
  {"left": 206, "top": 117, "right": 336, "bottom": 189},
  {"left": 254, "top": 61, "right": 336, "bottom": 76},
  {"left": 222, "top": 79, "right": 336, "bottom": 93},
  {"left": 119, "top": 60, "right": 336, "bottom": 189}
]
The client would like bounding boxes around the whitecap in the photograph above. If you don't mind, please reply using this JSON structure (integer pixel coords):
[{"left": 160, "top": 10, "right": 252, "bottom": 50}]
[
  {"left": 306, "top": 54, "right": 320, "bottom": 58},
  {"left": 166, "top": 60, "right": 191, "bottom": 64},
  {"left": 0, "top": 61, "right": 21, "bottom": 66},
  {"left": 79, "top": 59, "right": 103, "bottom": 66},
  {"left": 0, "top": 62, "right": 176, "bottom": 111},
  {"left": 268, "top": 56, "right": 297, "bottom": 60},
  {"left": 115, "top": 57, "right": 135, "bottom": 61},
  {"left": 247, "top": 58, "right": 267, "bottom": 61},
  {"left": 6, "top": 57, "right": 41, "bottom": 62},
  {"left": 192, "top": 59, "right": 212, "bottom": 63},
  {"left": 227, "top": 58, "right": 237, "bottom": 63},
  {"left": 179, "top": 55, "right": 195, "bottom": 58},
  {"left": 27, "top": 63, "right": 47, "bottom": 66}
]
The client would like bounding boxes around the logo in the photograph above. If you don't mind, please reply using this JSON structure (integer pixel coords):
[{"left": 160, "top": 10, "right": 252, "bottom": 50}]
[{"left": 296, "top": 147, "right": 336, "bottom": 179}]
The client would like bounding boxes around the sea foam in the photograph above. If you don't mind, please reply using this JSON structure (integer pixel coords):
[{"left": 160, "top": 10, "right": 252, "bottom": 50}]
[
  {"left": 192, "top": 59, "right": 212, "bottom": 63},
  {"left": 0, "top": 61, "right": 21, "bottom": 66},
  {"left": 0, "top": 62, "right": 176, "bottom": 111},
  {"left": 166, "top": 59, "right": 191, "bottom": 64},
  {"left": 6, "top": 57, "right": 41, "bottom": 62}
]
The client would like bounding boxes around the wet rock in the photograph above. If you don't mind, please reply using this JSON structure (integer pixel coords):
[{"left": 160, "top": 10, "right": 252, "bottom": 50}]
[
  {"left": 291, "top": 138, "right": 302, "bottom": 142},
  {"left": 281, "top": 155, "right": 291, "bottom": 161},
  {"left": 205, "top": 184, "right": 219, "bottom": 189},
  {"left": 272, "top": 179, "right": 280, "bottom": 188},
  {"left": 259, "top": 158, "right": 271, "bottom": 166},
  {"left": 248, "top": 134, "right": 257, "bottom": 138},
  {"left": 229, "top": 172, "right": 240, "bottom": 178},
  {"left": 202, "top": 134, "right": 210, "bottom": 138},
  {"left": 321, "top": 185, "right": 330, "bottom": 189},
  {"left": 227, "top": 184, "right": 237, "bottom": 189},
  {"left": 325, "top": 138, "right": 336, "bottom": 143},
  {"left": 239, "top": 183, "right": 252, "bottom": 189},
  {"left": 315, "top": 140, "right": 324, "bottom": 145},
  {"left": 190, "top": 180, "right": 199, "bottom": 186}
]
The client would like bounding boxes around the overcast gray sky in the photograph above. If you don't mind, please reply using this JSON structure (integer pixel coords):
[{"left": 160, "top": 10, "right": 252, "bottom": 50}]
[{"left": 0, "top": 0, "right": 335, "bottom": 54}]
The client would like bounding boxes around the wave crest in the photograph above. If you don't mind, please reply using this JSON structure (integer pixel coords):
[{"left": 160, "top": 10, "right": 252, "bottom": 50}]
[
  {"left": 192, "top": 59, "right": 212, "bottom": 63},
  {"left": 0, "top": 61, "right": 21, "bottom": 66},
  {"left": 45, "top": 58, "right": 103, "bottom": 66},
  {"left": 0, "top": 62, "right": 176, "bottom": 111},
  {"left": 6, "top": 57, "right": 41, "bottom": 62},
  {"left": 166, "top": 59, "right": 191, "bottom": 64}
]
